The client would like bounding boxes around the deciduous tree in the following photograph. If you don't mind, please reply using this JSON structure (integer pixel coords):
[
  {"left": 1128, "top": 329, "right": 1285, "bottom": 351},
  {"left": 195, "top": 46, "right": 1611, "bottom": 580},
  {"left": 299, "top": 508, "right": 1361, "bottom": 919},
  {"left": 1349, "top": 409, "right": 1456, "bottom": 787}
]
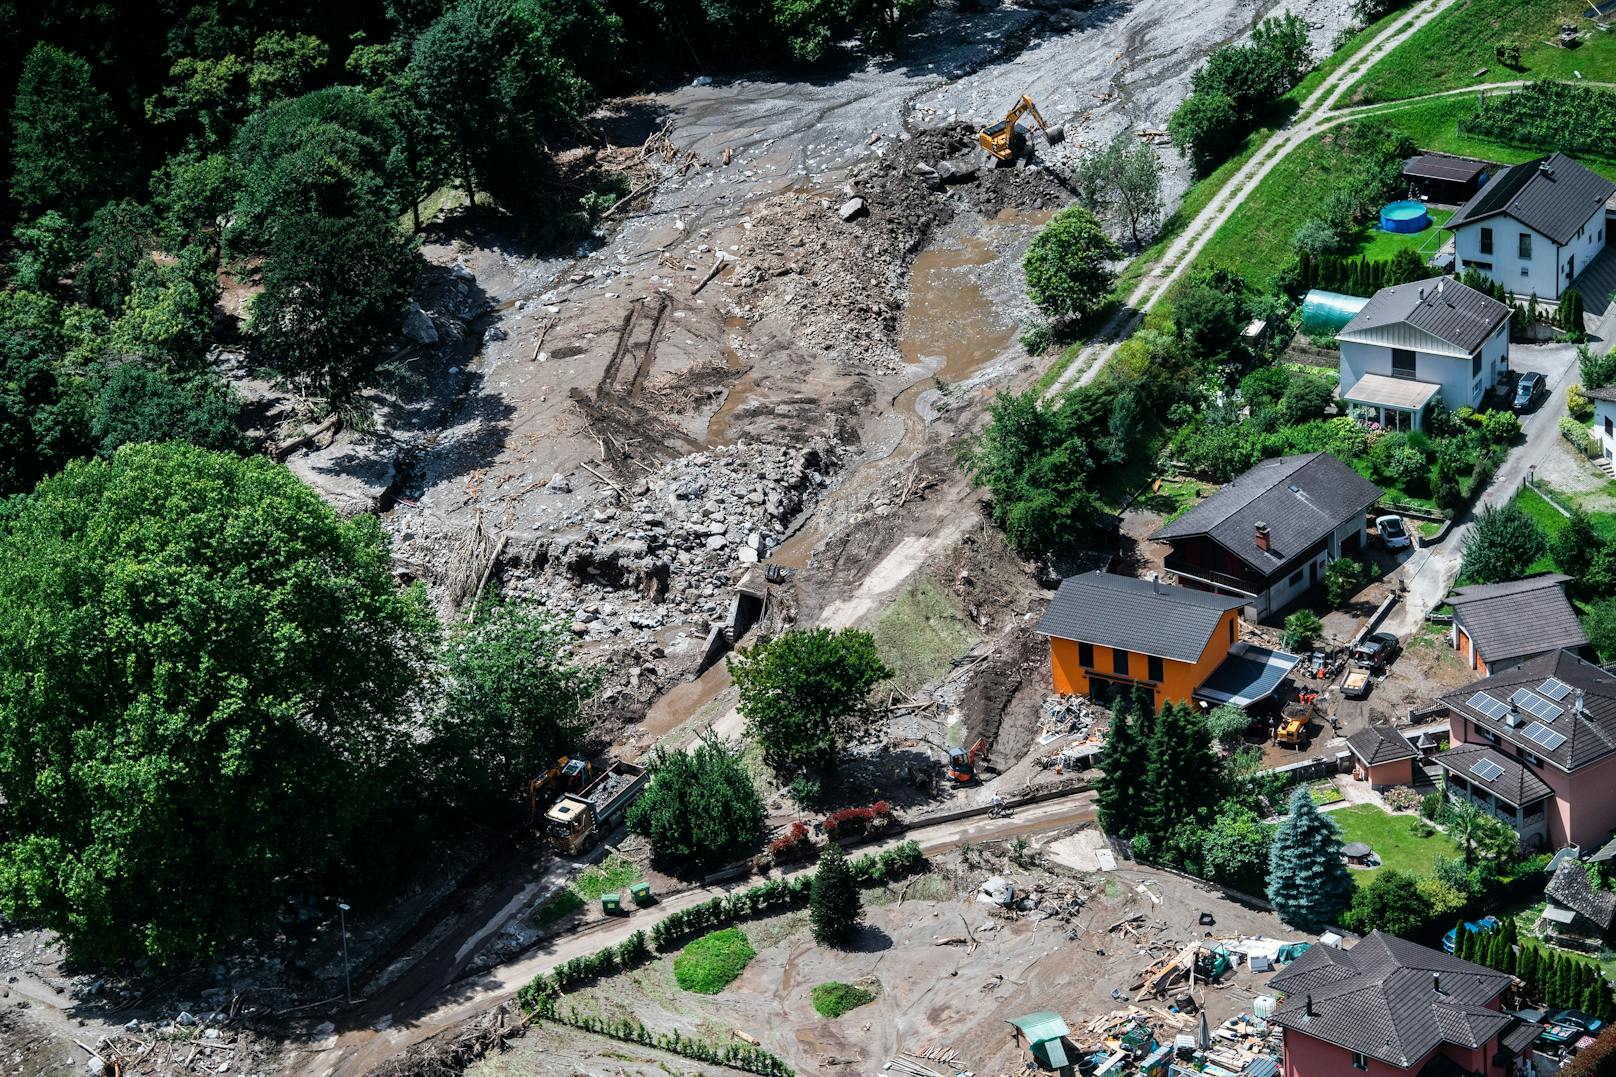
[
  {"left": 430, "top": 600, "right": 601, "bottom": 812},
  {"left": 10, "top": 44, "right": 126, "bottom": 220},
  {"left": 0, "top": 443, "right": 436, "bottom": 964},
  {"left": 730, "top": 628, "right": 891, "bottom": 776},
  {"left": 628, "top": 734, "right": 766, "bottom": 869},
  {"left": 1459, "top": 503, "right": 1548, "bottom": 585},
  {"left": 1023, "top": 206, "right": 1121, "bottom": 322}
]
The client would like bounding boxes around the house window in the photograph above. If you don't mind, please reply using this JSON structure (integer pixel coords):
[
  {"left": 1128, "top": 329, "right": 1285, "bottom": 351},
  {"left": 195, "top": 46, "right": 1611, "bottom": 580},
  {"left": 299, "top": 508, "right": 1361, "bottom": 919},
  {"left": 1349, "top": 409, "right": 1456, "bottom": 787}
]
[
  {"left": 1520, "top": 232, "right": 1533, "bottom": 259},
  {"left": 1480, "top": 227, "right": 1493, "bottom": 255},
  {"left": 1469, "top": 261, "right": 1493, "bottom": 272},
  {"left": 1606, "top": 416, "right": 1613, "bottom": 439},
  {"left": 1391, "top": 348, "right": 1417, "bottom": 379},
  {"left": 1522, "top": 266, "right": 1530, "bottom": 276},
  {"left": 1148, "top": 655, "right": 1164, "bottom": 682},
  {"left": 1480, "top": 727, "right": 1500, "bottom": 744},
  {"left": 1525, "top": 799, "right": 1545, "bottom": 819},
  {"left": 1352, "top": 1053, "right": 1369, "bottom": 1072},
  {"left": 1472, "top": 351, "right": 1482, "bottom": 377},
  {"left": 1289, "top": 569, "right": 1304, "bottom": 586},
  {"left": 1229, "top": 620, "right": 1236, "bottom": 644},
  {"left": 1078, "top": 641, "right": 1094, "bottom": 668},
  {"left": 1114, "top": 649, "right": 1130, "bottom": 677},
  {"left": 1524, "top": 751, "right": 1542, "bottom": 767}
]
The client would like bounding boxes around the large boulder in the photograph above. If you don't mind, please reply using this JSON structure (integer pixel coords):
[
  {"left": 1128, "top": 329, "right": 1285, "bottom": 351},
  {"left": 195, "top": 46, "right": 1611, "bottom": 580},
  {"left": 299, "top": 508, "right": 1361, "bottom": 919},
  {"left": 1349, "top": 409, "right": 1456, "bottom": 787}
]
[{"left": 402, "top": 302, "right": 438, "bottom": 346}]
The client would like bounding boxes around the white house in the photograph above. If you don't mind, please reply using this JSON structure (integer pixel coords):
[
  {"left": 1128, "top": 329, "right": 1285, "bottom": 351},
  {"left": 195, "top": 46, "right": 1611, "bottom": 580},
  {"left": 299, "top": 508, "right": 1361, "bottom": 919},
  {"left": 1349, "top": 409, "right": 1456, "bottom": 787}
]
[
  {"left": 1589, "top": 384, "right": 1616, "bottom": 464},
  {"left": 1337, "top": 276, "right": 1511, "bottom": 431},
  {"left": 1449, "top": 152, "right": 1615, "bottom": 301}
]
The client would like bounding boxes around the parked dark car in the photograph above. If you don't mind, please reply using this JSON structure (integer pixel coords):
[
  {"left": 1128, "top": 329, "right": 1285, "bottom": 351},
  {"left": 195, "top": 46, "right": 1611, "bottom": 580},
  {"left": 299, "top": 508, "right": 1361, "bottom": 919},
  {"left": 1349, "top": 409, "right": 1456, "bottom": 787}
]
[
  {"left": 1548, "top": 1009, "right": 1604, "bottom": 1036},
  {"left": 1352, "top": 632, "right": 1401, "bottom": 672},
  {"left": 1514, "top": 371, "right": 1546, "bottom": 412}
]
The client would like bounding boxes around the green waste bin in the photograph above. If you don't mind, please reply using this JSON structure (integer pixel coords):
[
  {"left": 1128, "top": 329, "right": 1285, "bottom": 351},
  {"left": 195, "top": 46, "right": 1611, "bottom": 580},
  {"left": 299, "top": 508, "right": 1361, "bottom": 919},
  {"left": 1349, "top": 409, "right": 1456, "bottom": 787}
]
[
  {"left": 630, "top": 881, "right": 652, "bottom": 906},
  {"left": 601, "top": 891, "right": 622, "bottom": 914}
]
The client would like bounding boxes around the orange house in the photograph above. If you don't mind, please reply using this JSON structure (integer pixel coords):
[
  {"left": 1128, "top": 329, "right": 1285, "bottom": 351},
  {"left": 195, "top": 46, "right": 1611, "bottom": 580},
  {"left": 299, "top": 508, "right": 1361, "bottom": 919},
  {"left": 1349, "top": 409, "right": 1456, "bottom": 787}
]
[{"left": 1035, "top": 571, "right": 1299, "bottom": 713}]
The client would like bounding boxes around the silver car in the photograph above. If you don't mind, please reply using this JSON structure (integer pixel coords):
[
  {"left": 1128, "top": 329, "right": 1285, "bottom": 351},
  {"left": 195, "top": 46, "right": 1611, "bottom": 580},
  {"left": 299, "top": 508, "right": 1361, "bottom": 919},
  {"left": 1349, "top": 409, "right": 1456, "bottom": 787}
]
[{"left": 1376, "top": 514, "right": 1411, "bottom": 550}]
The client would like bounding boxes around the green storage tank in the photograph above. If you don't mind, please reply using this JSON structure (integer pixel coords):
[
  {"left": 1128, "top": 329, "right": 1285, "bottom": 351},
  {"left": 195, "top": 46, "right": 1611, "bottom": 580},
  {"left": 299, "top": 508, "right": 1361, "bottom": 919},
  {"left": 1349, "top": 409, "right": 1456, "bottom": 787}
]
[{"left": 1300, "top": 289, "right": 1369, "bottom": 336}]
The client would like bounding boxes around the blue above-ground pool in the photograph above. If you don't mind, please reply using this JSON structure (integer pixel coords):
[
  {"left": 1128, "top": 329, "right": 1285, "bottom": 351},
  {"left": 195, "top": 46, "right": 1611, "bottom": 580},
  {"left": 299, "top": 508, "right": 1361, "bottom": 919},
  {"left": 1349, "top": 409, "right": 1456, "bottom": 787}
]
[{"left": 1380, "top": 200, "right": 1430, "bottom": 233}]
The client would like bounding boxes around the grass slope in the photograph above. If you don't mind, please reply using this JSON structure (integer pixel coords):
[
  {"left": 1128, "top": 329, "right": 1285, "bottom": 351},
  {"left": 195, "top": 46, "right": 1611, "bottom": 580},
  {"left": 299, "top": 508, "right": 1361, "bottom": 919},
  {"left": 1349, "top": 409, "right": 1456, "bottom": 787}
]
[
  {"left": 872, "top": 578, "right": 981, "bottom": 696},
  {"left": 674, "top": 927, "right": 756, "bottom": 994},
  {"left": 1330, "top": 803, "right": 1461, "bottom": 878},
  {"left": 531, "top": 856, "right": 645, "bottom": 929},
  {"left": 1351, "top": 0, "right": 1616, "bottom": 105}
]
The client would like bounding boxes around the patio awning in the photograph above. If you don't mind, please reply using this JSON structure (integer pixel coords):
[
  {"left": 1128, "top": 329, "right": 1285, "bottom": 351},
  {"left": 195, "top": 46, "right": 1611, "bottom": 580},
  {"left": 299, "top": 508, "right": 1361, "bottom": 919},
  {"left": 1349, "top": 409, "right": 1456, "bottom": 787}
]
[
  {"left": 1541, "top": 904, "right": 1578, "bottom": 924},
  {"left": 1194, "top": 643, "right": 1301, "bottom": 708},
  {"left": 1341, "top": 372, "right": 1441, "bottom": 411}
]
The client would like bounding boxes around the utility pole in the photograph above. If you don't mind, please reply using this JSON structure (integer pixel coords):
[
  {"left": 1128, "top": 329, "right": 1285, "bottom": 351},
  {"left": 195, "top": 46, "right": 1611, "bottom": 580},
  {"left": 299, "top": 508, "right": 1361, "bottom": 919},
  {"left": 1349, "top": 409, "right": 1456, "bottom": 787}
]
[{"left": 338, "top": 902, "right": 352, "bottom": 1005}]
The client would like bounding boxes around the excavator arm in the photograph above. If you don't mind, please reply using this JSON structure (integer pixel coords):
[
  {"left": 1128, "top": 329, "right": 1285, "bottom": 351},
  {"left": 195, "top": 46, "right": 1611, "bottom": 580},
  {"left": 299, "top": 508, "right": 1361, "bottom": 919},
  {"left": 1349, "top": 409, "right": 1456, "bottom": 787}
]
[{"left": 977, "top": 95, "right": 1063, "bottom": 162}]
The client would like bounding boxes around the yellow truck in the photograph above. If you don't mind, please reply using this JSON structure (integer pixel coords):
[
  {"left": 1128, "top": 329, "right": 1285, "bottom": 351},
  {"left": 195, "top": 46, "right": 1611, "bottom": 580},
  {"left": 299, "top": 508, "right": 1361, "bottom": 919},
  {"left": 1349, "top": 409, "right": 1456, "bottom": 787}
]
[{"left": 543, "top": 761, "right": 648, "bottom": 856}]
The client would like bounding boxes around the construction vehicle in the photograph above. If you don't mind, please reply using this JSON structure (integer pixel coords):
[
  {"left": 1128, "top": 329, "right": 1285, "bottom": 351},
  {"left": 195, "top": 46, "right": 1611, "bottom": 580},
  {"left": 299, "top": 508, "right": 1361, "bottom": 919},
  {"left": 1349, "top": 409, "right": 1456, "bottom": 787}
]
[
  {"left": 527, "top": 757, "right": 592, "bottom": 825},
  {"left": 1275, "top": 702, "right": 1315, "bottom": 749},
  {"left": 544, "top": 760, "right": 649, "bottom": 855},
  {"left": 977, "top": 94, "right": 1064, "bottom": 163},
  {"left": 947, "top": 737, "right": 990, "bottom": 784}
]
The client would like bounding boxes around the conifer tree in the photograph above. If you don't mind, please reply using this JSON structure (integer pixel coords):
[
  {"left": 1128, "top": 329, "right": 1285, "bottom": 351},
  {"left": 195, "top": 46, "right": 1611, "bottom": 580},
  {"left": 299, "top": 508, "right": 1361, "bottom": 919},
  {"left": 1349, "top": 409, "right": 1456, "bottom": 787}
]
[
  {"left": 1453, "top": 922, "right": 1470, "bottom": 962},
  {"left": 1518, "top": 945, "right": 1539, "bottom": 997},
  {"left": 1096, "top": 693, "right": 1148, "bottom": 839},
  {"left": 809, "top": 843, "right": 862, "bottom": 949},
  {"left": 1266, "top": 786, "right": 1352, "bottom": 932}
]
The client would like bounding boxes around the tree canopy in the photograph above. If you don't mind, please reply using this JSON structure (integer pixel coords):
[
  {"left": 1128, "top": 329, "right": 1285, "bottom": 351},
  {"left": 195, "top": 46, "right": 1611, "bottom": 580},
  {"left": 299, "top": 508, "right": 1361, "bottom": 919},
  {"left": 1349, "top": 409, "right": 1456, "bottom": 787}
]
[
  {"left": 1266, "top": 786, "right": 1352, "bottom": 933},
  {"left": 0, "top": 443, "right": 437, "bottom": 964},
  {"left": 1459, "top": 503, "right": 1549, "bottom": 585},
  {"left": 1023, "top": 206, "right": 1121, "bottom": 322},
  {"left": 628, "top": 734, "right": 766, "bottom": 869},
  {"left": 730, "top": 628, "right": 890, "bottom": 776}
]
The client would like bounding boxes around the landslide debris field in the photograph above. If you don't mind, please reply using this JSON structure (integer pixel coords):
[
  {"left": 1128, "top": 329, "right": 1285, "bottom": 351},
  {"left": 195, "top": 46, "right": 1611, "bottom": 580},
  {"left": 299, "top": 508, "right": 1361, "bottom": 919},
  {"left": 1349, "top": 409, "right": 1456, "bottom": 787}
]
[{"left": 1, "top": 2, "right": 1358, "bottom": 1076}]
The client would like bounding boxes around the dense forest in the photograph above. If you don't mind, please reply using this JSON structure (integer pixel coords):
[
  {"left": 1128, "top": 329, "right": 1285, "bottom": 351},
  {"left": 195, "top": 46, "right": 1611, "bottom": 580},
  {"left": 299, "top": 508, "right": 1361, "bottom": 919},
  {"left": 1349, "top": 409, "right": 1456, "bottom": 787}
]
[{"left": 0, "top": 0, "right": 936, "bottom": 498}]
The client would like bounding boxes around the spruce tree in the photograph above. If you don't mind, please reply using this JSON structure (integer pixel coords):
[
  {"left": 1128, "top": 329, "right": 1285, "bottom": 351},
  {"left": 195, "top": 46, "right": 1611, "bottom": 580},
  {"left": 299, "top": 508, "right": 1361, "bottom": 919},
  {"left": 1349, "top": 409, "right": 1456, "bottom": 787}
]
[
  {"left": 1266, "top": 786, "right": 1353, "bottom": 932},
  {"left": 1518, "top": 945, "right": 1538, "bottom": 997},
  {"left": 1499, "top": 920, "right": 1518, "bottom": 976},
  {"left": 1095, "top": 697, "right": 1142, "bottom": 837},
  {"left": 810, "top": 843, "right": 862, "bottom": 949},
  {"left": 1453, "top": 922, "right": 1470, "bottom": 962},
  {"left": 1141, "top": 703, "right": 1222, "bottom": 838}
]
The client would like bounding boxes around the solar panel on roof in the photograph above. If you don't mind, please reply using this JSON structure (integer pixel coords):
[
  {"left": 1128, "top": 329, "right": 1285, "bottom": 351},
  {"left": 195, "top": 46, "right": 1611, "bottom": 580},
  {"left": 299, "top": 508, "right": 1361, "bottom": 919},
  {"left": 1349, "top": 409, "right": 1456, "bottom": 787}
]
[
  {"left": 1509, "top": 688, "right": 1565, "bottom": 723},
  {"left": 1471, "top": 759, "right": 1505, "bottom": 782},
  {"left": 1541, "top": 678, "right": 1573, "bottom": 702},
  {"left": 1467, "top": 692, "right": 1512, "bottom": 721},
  {"left": 1522, "top": 721, "right": 1568, "bottom": 752}
]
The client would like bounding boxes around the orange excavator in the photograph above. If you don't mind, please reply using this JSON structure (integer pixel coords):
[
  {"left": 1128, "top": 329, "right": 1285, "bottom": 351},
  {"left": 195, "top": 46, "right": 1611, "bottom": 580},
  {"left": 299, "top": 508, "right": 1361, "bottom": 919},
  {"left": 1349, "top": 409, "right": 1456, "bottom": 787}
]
[
  {"left": 947, "top": 738, "right": 991, "bottom": 784},
  {"left": 528, "top": 757, "right": 592, "bottom": 825},
  {"left": 977, "top": 94, "right": 1065, "bottom": 163}
]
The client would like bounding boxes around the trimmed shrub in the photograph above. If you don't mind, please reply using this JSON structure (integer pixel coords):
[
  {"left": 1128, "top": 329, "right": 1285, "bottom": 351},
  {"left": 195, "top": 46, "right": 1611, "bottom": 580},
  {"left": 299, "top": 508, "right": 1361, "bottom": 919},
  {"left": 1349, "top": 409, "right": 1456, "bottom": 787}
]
[
  {"left": 811, "top": 981, "right": 877, "bottom": 1018},
  {"left": 674, "top": 927, "right": 756, "bottom": 994}
]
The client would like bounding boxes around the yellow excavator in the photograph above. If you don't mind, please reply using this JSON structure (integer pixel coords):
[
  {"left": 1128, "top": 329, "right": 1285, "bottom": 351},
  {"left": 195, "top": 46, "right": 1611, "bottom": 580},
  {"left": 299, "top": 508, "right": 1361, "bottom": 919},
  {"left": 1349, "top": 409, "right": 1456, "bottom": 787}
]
[
  {"left": 528, "top": 757, "right": 592, "bottom": 826},
  {"left": 977, "top": 95, "right": 1064, "bottom": 163}
]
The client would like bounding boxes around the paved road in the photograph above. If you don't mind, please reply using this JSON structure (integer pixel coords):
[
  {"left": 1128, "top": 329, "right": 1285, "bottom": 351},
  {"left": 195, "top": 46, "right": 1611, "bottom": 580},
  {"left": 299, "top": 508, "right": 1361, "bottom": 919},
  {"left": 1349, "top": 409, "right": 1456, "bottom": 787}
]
[
  {"left": 1041, "top": 0, "right": 1465, "bottom": 399},
  {"left": 1381, "top": 341, "right": 1583, "bottom": 637},
  {"left": 303, "top": 791, "right": 1097, "bottom": 1077}
]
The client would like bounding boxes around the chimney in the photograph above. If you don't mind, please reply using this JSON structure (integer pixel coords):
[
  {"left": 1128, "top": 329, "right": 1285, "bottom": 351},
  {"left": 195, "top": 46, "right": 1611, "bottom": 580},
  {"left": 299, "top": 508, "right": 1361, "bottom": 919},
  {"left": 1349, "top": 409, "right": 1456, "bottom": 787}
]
[
  {"left": 1577, "top": 689, "right": 1586, "bottom": 716},
  {"left": 1304, "top": 993, "right": 1313, "bottom": 1018},
  {"left": 1433, "top": 972, "right": 1442, "bottom": 995},
  {"left": 1151, "top": 572, "right": 1161, "bottom": 594},
  {"left": 1255, "top": 522, "right": 1271, "bottom": 552}
]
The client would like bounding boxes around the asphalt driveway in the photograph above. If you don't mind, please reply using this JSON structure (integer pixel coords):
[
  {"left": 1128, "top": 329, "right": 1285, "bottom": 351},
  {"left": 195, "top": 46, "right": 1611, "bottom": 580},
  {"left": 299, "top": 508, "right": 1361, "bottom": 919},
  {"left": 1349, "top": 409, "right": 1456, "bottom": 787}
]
[{"left": 1382, "top": 340, "right": 1582, "bottom": 637}]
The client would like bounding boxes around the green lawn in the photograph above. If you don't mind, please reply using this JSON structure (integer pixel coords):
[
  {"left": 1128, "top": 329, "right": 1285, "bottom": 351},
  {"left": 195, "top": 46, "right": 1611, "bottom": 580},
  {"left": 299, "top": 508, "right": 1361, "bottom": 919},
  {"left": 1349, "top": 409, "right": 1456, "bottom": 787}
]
[
  {"left": 673, "top": 927, "right": 756, "bottom": 994},
  {"left": 1350, "top": 0, "right": 1616, "bottom": 105},
  {"left": 1135, "top": 477, "right": 1213, "bottom": 522},
  {"left": 1355, "top": 208, "right": 1453, "bottom": 261},
  {"left": 811, "top": 981, "right": 878, "bottom": 1018},
  {"left": 531, "top": 855, "right": 644, "bottom": 929},
  {"left": 1329, "top": 803, "right": 1461, "bottom": 877},
  {"left": 1289, "top": 5, "right": 1421, "bottom": 106},
  {"left": 1195, "top": 135, "right": 1359, "bottom": 289},
  {"left": 1512, "top": 484, "right": 1573, "bottom": 575},
  {"left": 1310, "top": 781, "right": 1345, "bottom": 807}
]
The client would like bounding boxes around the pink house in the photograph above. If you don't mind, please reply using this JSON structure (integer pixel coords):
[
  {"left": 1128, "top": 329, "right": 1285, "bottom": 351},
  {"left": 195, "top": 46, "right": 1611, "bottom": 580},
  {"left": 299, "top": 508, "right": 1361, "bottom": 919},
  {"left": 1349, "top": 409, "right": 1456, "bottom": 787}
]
[
  {"left": 1269, "top": 932, "right": 1539, "bottom": 1076},
  {"left": 1432, "top": 650, "right": 1616, "bottom": 851}
]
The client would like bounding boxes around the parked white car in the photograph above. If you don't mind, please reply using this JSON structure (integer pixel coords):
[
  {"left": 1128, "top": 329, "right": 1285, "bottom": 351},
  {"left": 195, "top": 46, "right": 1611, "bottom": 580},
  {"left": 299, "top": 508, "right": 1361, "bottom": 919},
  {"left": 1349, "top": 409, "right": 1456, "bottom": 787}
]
[{"left": 1376, "top": 514, "right": 1411, "bottom": 550}]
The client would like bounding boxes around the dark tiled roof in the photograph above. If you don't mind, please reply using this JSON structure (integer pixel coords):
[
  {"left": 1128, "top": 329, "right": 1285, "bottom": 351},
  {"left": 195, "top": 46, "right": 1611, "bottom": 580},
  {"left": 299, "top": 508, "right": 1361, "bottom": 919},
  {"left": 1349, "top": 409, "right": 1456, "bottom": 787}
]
[
  {"left": 1585, "top": 384, "right": 1616, "bottom": 403},
  {"left": 1545, "top": 861, "right": 1616, "bottom": 931},
  {"left": 1449, "top": 574, "right": 1588, "bottom": 664},
  {"left": 1032, "top": 571, "right": 1244, "bottom": 663},
  {"left": 1340, "top": 276, "right": 1510, "bottom": 354},
  {"left": 1403, "top": 153, "right": 1493, "bottom": 184},
  {"left": 1438, "top": 650, "right": 1616, "bottom": 772},
  {"left": 1434, "top": 743, "right": 1554, "bottom": 806},
  {"left": 1502, "top": 1019, "right": 1544, "bottom": 1056},
  {"left": 1447, "top": 152, "right": 1616, "bottom": 246},
  {"left": 1347, "top": 724, "right": 1418, "bottom": 766},
  {"left": 1269, "top": 932, "right": 1513, "bottom": 1068},
  {"left": 1152, "top": 453, "right": 1382, "bottom": 576}
]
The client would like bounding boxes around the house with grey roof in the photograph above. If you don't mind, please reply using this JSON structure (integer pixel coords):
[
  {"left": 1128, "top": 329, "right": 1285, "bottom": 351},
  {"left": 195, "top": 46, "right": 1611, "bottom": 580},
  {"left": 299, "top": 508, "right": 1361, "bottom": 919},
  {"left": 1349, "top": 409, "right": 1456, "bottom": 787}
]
[
  {"left": 1268, "top": 931, "right": 1537, "bottom": 1076},
  {"left": 1539, "top": 859, "right": 1616, "bottom": 949},
  {"left": 1345, "top": 725, "right": 1420, "bottom": 791},
  {"left": 1151, "top": 453, "right": 1382, "bottom": 620},
  {"left": 1034, "top": 571, "right": 1298, "bottom": 713},
  {"left": 1450, "top": 152, "right": 1616, "bottom": 302},
  {"left": 1337, "top": 276, "right": 1511, "bottom": 431},
  {"left": 1428, "top": 649, "right": 1616, "bottom": 850},
  {"left": 1587, "top": 383, "right": 1616, "bottom": 468},
  {"left": 1447, "top": 573, "right": 1589, "bottom": 675}
]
